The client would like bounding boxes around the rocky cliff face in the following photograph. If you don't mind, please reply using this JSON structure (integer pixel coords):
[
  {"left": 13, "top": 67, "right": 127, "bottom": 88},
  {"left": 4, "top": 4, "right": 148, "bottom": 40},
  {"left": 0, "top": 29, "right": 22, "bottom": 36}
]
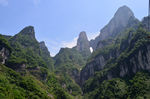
[
  {"left": 39, "top": 41, "right": 51, "bottom": 57},
  {"left": 142, "top": 16, "right": 150, "bottom": 31},
  {"left": 80, "top": 5, "right": 140, "bottom": 85},
  {"left": 39, "top": 41, "right": 54, "bottom": 71},
  {"left": 119, "top": 45, "right": 150, "bottom": 77},
  {"left": 7, "top": 26, "right": 55, "bottom": 72},
  {"left": 76, "top": 31, "right": 91, "bottom": 59},
  {"left": 0, "top": 35, "right": 11, "bottom": 65},
  {"left": 80, "top": 45, "right": 120, "bottom": 85},
  {"left": 90, "top": 6, "right": 139, "bottom": 50},
  {"left": 0, "top": 47, "right": 10, "bottom": 64},
  {"left": 106, "top": 30, "right": 150, "bottom": 79},
  {"left": 80, "top": 27, "right": 150, "bottom": 86},
  {"left": 97, "top": 39, "right": 150, "bottom": 83},
  {"left": 19, "top": 26, "right": 35, "bottom": 39},
  {"left": 9, "top": 26, "right": 41, "bottom": 54}
]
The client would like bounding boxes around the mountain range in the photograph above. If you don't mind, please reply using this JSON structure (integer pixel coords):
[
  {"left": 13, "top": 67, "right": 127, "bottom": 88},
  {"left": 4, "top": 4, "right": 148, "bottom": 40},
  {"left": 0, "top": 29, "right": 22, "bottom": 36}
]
[{"left": 0, "top": 5, "right": 150, "bottom": 99}]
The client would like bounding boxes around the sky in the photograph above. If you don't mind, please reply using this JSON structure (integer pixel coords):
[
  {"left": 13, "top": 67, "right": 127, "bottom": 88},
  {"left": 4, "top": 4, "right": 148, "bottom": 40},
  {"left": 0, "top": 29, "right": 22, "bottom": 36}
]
[{"left": 0, "top": 0, "right": 148, "bottom": 56}]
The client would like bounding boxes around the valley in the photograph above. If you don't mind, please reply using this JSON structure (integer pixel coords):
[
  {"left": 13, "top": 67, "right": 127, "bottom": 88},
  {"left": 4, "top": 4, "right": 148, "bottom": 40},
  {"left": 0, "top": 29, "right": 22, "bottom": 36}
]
[{"left": 1, "top": 5, "right": 150, "bottom": 99}]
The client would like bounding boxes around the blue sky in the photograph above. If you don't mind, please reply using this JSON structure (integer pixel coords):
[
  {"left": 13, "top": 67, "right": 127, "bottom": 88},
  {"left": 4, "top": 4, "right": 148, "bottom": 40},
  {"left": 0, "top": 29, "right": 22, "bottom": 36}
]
[{"left": 0, "top": 0, "right": 148, "bottom": 56}]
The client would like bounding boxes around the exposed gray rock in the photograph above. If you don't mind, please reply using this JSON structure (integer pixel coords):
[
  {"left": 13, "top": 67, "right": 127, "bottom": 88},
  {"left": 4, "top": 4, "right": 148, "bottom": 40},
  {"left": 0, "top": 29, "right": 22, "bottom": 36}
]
[
  {"left": 81, "top": 34, "right": 150, "bottom": 87},
  {"left": 76, "top": 31, "right": 91, "bottom": 58},
  {"left": 39, "top": 41, "right": 51, "bottom": 57},
  {"left": 80, "top": 6, "right": 140, "bottom": 85},
  {"left": 80, "top": 48, "right": 119, "bottom": 85},
  {"left": 100, "top": 6, "right": 134, "bottom": 40},
  {"left": 19, "top": 26, "right": 35, "bottom": 39},
  {"left": 90, "top": 5, "right": 139, "bottom": 50},
  {"left": 39, "top": 41, "right": 54, "bottom": 71},
  {"left": 0, "top": 47, "right": 10, "bottom": 64},
  {"left": 15, "top": 63, "right": 26, "bottom": 72},
  {"left": 142, "top": 16, "right": 150, "bottom": 31},
  {"left": 80, "top": 28, "right": 135, "bottom": 85},
  {"left": 110, "top": 44, "right": 150, "bottom": 78}
]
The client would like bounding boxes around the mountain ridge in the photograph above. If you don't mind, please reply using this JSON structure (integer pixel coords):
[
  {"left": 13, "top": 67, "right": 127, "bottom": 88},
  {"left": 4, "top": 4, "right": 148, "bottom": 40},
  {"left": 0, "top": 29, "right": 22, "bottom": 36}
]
[
  {"left": 1, "top": 5, "right": 150, "bottom": 99},
  {"left": 90, "top": 5, "right": 139, "bottom": 51}
]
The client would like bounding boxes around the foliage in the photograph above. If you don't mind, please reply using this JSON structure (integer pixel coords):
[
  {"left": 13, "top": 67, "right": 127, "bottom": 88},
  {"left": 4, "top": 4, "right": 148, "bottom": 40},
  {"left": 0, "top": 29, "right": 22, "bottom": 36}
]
[
  {"left": 0, "top": 34, "right": 12, "bottom": 52},
  {"left": 128, "top": 72, "right": 150, "bottom": 99},
  {"left": 83, "top": 72, "right": 150, "bottom": 99},
  {"left": 6, "top": 54, "right": 27, "bottom": 69},
  {"left": 83, "top": 27, "right": 150, "bottom": 98},
  {"left": 0, "top": 64, "right": 50, "bottom": 99},
  {"left": 0, "top": 29, "right": 74, "bottom": 98},
  {"left": 46, "top": 74, "right": 74, "bottom": 99},
  {"left": 84, "top": 78, "right": 128, "bottom": 99},
  {"left": 54, "top": 48, "right": 84, "bottom": 97},
  {"left": 54, "top": 48, "right": 86, "bottom": 69}
]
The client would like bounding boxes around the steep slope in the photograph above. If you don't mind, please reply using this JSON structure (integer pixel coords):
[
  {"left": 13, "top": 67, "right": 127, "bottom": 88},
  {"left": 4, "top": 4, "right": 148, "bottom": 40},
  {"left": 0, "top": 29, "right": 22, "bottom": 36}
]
[
  {"left": 0, "top": 64, "right": 52, "bottom": 99},
  {"left": 53, "top": 32, "right": 92, "bottom": 97},
  {"left": 0, "top": 64, "right": 74, "bottom": 99},
  {"left": 0, "top": 33, "right": 74, "bottom": 99},
  {"left": 90, "top": 5, "right": 139, "bottom": 50},
  {"left": 54, "top": 48, "right": 85, "bottom": 69},
  {"left": 80, "top": 5, "right": 139, "bottom": 85},
  {"left": 83, "top": 72, "right": 150, "bottom": 99},
  {"left": 7, "top": 26, "right": 54, "bottom": 71},
  {"left": 0, "top": 35, "right": 11, "bottom": 64},
  {"left": 39, "top": 41, "right": 54, "bottom": 71},
  {"left": 54, "top": 47, "right": 85, "bottom": 81},
  {"left": 82, "top": 26, "right": 150, "bottom": 98},
  {"left": 75, "top": 31, "right": 91, "bottom": 59},
  {"left": 54, "top": 48, "right": 84, "bottom": 96}
]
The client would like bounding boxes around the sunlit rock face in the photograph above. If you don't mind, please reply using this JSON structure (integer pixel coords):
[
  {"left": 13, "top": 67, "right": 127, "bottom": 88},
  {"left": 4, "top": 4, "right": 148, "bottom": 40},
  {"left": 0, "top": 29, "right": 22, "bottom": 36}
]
[
  {"left": 76, "top": 31, "right": 91, "bottom": 58},
  {"left": 90, "top": 5, "right": 139, "bottom": 51},
  {"left": 80, "top": 26, "right": 150, "bottom": 86},
  {"left": 80, "top": 6, "right": 141, "bottom": 85}
]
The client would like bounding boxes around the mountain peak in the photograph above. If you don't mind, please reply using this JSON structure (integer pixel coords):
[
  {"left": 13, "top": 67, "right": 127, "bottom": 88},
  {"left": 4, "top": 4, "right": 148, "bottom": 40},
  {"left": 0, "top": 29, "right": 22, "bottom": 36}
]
[
  {"left": 39, "top": 41, "right": 46, "bottom": 48},
  {"left": 79, "top": 31, "right": 87, "bottom": 39},
  {"left": 39, "top": 41, "right": 51, "bottom": 57},
  {"left": 76, "top": 31, "right": 91, "bottom": 58},
  {"left": 19, "top": 26, "right": 35, "bottom": 38},
  {"left": 77, "top": 31, "right": 89, "bottom": 51},
  {"left": 40, "top": 41, "right": 45, "bottom": 46},
  {"left": 114, "top": 5, "right": 134, "bottom": 20},
  {"left": 90, "top": 5, "right": 139, "bottom": 50},
  {"left": 100, "top": 5, "right": 135, "bottom": 40},
  {"left": 116, "top": 5, "right": 133, "bottom": 13}
]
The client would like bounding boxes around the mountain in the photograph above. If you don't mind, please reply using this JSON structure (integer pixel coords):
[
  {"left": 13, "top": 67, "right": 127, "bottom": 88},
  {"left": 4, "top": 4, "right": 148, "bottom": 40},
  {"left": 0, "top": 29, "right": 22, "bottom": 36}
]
[
  {"left": 18, "top": 26, "right": 35, "bottom": 38},
  {"left": 80, "top": 6, "right": 140, "bottom": 85},
  {"left": 7, "top": 26, "right": 47, "bottom": 70},
  {"left": 75, "top": 31, "right": 91, "bottom": 59},
  {"left": 90, "top": 5, "right": 139, "bottom": 50},
  {"left": 142, "top": 16, "right": 150, "bottom": 31},
  {"left": 82, "top": 27, "right": 150, "bottom": 99},
  {"left": 1, "top": 5, "right": 150, "bottom": 99},
  {"left": 52, "top": 31, "right": 92, "bottom": 97},
  {"left": 54, "top": 48, "right": 85, "bottom": 69},
  {"left": 54, "top": 48, "right": 85, "bottom": 96},
  {"left": 0, "top": 34, "right": 11, "bottom": 64},
  {"left": 7, "top": 26, "right": 54, "bottom": 71},
  {"left": 39, "top": 41, "right": 50, "bottom": 58},
  {"left": 39, "top": 41, "right": 54, "bottom": 71},
  {"left": 0, "top": 26, "right": 76, "bottom": 99},
  {"left": 80, "top": 7, "right": 150, "bottom": 98}
]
